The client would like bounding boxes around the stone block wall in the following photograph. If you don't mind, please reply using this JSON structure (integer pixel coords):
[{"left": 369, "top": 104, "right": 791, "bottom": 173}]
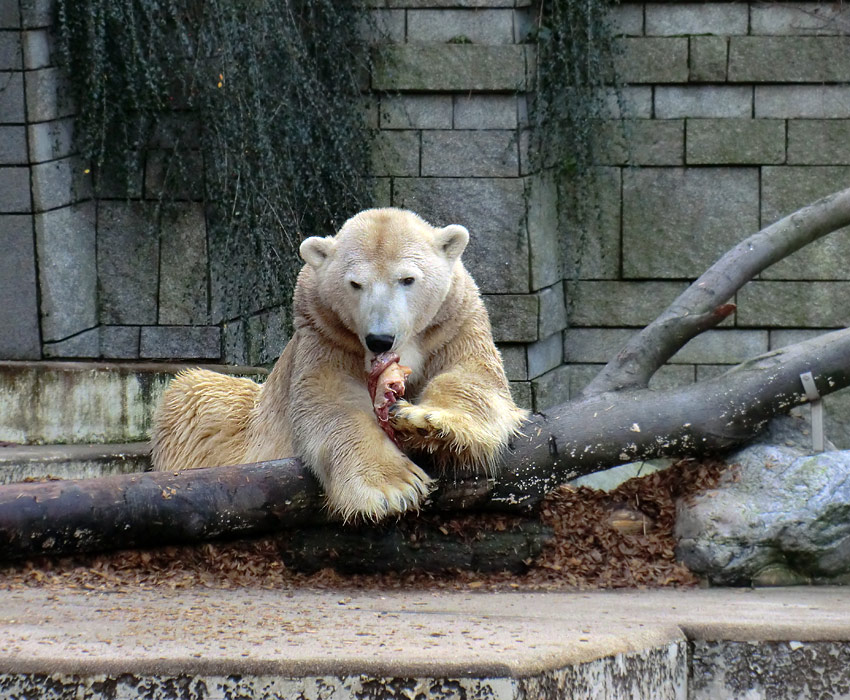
[
  {"left": 0, "top": 0, "right": 848, "bottom": 444},
  {"left": 553, "top": 1, "right": 850, "bottom": 446}
]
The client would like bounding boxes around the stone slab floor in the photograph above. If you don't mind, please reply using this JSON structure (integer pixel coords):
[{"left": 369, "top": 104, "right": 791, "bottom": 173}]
[{"left": 1, "top": 586, "right": 849, "bottom": 698}]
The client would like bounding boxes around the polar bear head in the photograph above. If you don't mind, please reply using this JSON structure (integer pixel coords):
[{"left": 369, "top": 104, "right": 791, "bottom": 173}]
[{"left": 299, "top": 208, "right": 469, "bottom": 361}]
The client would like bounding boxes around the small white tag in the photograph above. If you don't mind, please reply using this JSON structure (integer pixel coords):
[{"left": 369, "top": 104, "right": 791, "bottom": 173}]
[{"left": 800, "top": 372, "right": 825, "bottom": 452}]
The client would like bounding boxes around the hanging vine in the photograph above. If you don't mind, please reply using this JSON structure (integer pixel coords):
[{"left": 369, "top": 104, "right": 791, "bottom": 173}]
[
  {"left": 528, "top": 0, "right": 621, "bottom": 279},
  {"left": 56, "top": 0, "right": 375, "bottom": 323}
]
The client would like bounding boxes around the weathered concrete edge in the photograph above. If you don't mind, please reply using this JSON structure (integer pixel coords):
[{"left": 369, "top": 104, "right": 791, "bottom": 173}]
[
  {"left": 0, "top": 639, "right": 688, "bottom": 698},
  {"left": 0, "top": 628, "right": 687, "bottom": 678}
]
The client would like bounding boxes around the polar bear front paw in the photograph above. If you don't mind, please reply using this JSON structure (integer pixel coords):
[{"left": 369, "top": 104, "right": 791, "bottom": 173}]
[
  {"left": 327, "top": 457, "right": 433, "bottom": 523},
  {"left": 389, "top": 400, "right": 453, "bottom": 439}
]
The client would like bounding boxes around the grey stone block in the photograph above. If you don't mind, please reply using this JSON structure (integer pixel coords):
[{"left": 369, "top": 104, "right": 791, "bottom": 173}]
[
  {"left": 623, "top": 167, "right": 760, "bottom": 278},
  {"left": 25, "top": 67, "right": 75, "bottom": 122},
  {"left": 608, "top": 4, "right": 644, "bottom": 36},
  {"left": 538, "top": 281, "right": 567, "bottom": 338},
  {"left": 614, "top": 38, "right": 688, "bottom": 83},
  {"left": 100, "top": 326, "right": 141, "bottom": 359},
  {"left": 769, "top": 328, "right": 822, "bottom": 350},
  {"left": 526, "top": 172, "right": 560, "bottom": 290},
  {"left": 140, "top": 325, "right": 221, "bottom": 360},
  {"left": 98, "top": 201, "right": 160, "bottom": 325},
  {"left": 246, "top": 305, "right": 291, "bottom": 365},
  {"left": 599, "top": 87, "right": 653, "bottom": 119},
  {"left": 689, "top": 36, "right": 728, "bottom": 83},
  {"left": 729, "top": 36, "right": 850, "bottom": 83},
  {"left": 19, "top": 0, "right": 52, "bottom": 27},
  {"left": 686, "top": 119, "right": 786, "bottom": 165},
  {"left": 372, "top": 130, "right": 420, "bottom": 176},
  {"left": 30, "top": 156, "right": 92, "bottom": 212},
  {"left": 0, "top": 166, "right": 30, "bottom": 212},
  {"left": 526, "top": 331, "right": 562, "bottom": 379},
  {"left": 407, "top": 9, "right": 514, "bottom": 44},
  {"left": 655, "top": 86, "right": 752, "bottom": 118},
  {"left": 751, "top": 3, "right": 848, "bottom": 35},
  {"left": 0, "top": 72, "right": 25, "bottom": 123},
  {"left": 393, "top": 177, "right": 529, "bottom": 293},
  {"left": 222, "top": 318, "right": 247, "bottom": 365},
  {"left": 35, "top": 202, "right": 97, "bottom": 341},
  {"left": 510, "top": 379, "right": 532, "bottom": 410},
  {"left": 21, "top": 29, "right": 50, "bottom": 69},
  {"left": 756, "top": 85, "right": 850, "bottom": 118},
  {"left": 592, "top": 119, "right": 684, "bottom": 166},
  {"left": 0, "top": 214, "right": 40, "bottom": 359},
  {"left": 43, "top": 327, "right": 99, "bottom": 358},
  {"left": 514, "top": 6, "right": 534, "bottom": 43},
  {"left": 562, "top": 167, "right": 621, "bottom": 279},
  {"left": 567, "top": 281, "right": 690, "bottom": 327},
  {"left": 483, "top": 294, "right": 538, "bottom": 343},
  {"left": 761, "top": 165, "right": 850, "bottom": 280},
  {"left": 388, "top": 0, "right": 516, "bottom": 7},
  {"left": 645, "top": 3, "right": 748, "bottom": 36},
  {"left": 0, "top": 126, "right": 26, "bottom": 164},
  {"left": 531, "top": 363, "right": 571, "bottom": 411},
  {"left": 27, "top": 117, "right": 74, "bottom": 163},
  {"left": 360, "top": 9, "right": 405, "bottom": 44},
  {"left": 496, "top": 343, "right": 527, "bottom": 381},
  {"left": 788, "top": 120, "right": 850, "bottom": 164},
  {"left": 373, "top": 177, "right": 392, "bottom": 207},
  {"left": 737, "top": 281, "right": 850, "bottom": 327},
  {"left": 565, "top": 363, "right": 602, "bottom": 397},
  {"left": 564, "top": 328, "right": 633, "bottom": 363},
  {"left": 421, "top": 130, "right": 518, "bottom": 177},
  {"left": 669, "top": 329, "right": 769, "bottom": 364},
  {"left": 159, "top": 203, "right": 209, "bottom": 325},
  {"left": 373, "top": 45, "right": 528, "bottom": 91},
  {"left": 453, "top": 94, "right": 518, "bottom": 129},
  {"left": 380, "top": 95, "right": 452, "bottom": 129},
  {"left": 0, "top": 3, "right": 21, "bottom": 28},
  {"left": 0, "top": 30, "right": 21, "bottom": 69}
]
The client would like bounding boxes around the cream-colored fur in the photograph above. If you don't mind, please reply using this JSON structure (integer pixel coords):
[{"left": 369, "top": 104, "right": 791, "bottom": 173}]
[{"left": 151, "top": 208, "right": 528, "bottom": 521}]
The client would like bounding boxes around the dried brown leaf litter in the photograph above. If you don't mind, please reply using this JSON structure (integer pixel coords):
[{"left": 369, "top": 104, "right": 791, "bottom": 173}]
[{"left": 0, "top": 459, "right": 729, "bottom": 592}]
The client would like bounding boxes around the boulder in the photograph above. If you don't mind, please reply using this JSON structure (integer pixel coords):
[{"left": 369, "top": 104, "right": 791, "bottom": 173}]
[{"left": 675, "top": 415, "right": 850, "bottom": 586}]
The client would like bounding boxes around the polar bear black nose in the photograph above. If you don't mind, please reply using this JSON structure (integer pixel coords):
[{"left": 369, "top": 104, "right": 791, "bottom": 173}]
[{"left": 365, "top": 334, "right": 395, "bottom": 353}]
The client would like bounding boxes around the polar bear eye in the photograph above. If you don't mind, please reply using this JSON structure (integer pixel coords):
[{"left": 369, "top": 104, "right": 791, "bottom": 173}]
[
  {"left": 400, "top": 277, "right": 415, "bottom": 287},
  {"left": 349, "top": 281, "right": 362, "bottom": 290}
]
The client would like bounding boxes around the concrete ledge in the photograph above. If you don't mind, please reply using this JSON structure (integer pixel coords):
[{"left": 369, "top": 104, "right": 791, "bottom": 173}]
[
  {"left": 0, "top": 442, "right": 151, "bottom": 483},
  {"left": 0, "top": 588, "right": 848, "bottom": 699},
  {"left": 0, "top": 361, "right": 267, "bottom": 445}
]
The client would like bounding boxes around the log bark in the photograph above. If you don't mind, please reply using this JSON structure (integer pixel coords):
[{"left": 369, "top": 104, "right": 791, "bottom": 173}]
[
  {"left": 281, "top": 519, "right": 551, "bottom": 574},
  {"left": 1, "top": 188, "right": 850, "bottom": 560},
  {"left": 0, "top": 462, "right": 321, "bottom": 559}
]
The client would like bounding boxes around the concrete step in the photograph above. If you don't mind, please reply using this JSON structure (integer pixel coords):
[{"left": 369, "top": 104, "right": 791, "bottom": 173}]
[
  {"left": 0, "top": 361, "right": 266, "bottom": 445},
  {"left": 0, "top": 587, "right": 849, "bottom": 699},
  {"left": 0, "top": 442, "right": 151, "bottom": 484}
]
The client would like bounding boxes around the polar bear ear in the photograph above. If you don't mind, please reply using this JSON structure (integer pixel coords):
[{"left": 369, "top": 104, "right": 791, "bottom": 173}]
[
  {"left": 300, "top": 236, "right": 336, "bottom": 269},
  {"left": 436, "top": 224, "right": 469, "bottom": 262}
]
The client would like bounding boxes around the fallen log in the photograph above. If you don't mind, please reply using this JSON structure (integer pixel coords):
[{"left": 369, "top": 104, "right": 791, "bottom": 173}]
[{"left": 1, "top": 188, "right": 850, "bottom": 561}]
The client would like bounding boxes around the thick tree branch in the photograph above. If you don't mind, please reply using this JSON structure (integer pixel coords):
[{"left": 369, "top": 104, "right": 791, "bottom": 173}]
[
  {"left": 583, "top": 186, "right": 850, "bottom": 395},
  {"left": 2, "top": 328, "right": 847, "bottom": 560}
]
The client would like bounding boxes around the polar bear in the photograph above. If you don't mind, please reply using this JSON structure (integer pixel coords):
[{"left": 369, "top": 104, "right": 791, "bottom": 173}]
[{"left": 151, "top": 208, "right": 528, "bottom": 521}]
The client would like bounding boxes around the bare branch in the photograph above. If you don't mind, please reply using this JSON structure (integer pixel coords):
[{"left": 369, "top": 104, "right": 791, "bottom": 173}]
[
  {"left": 480, "top": 327, "right": 850, "bottom": 510},
  {"left": 583, "top": 186, "right": 850, "bottom": 395}
]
